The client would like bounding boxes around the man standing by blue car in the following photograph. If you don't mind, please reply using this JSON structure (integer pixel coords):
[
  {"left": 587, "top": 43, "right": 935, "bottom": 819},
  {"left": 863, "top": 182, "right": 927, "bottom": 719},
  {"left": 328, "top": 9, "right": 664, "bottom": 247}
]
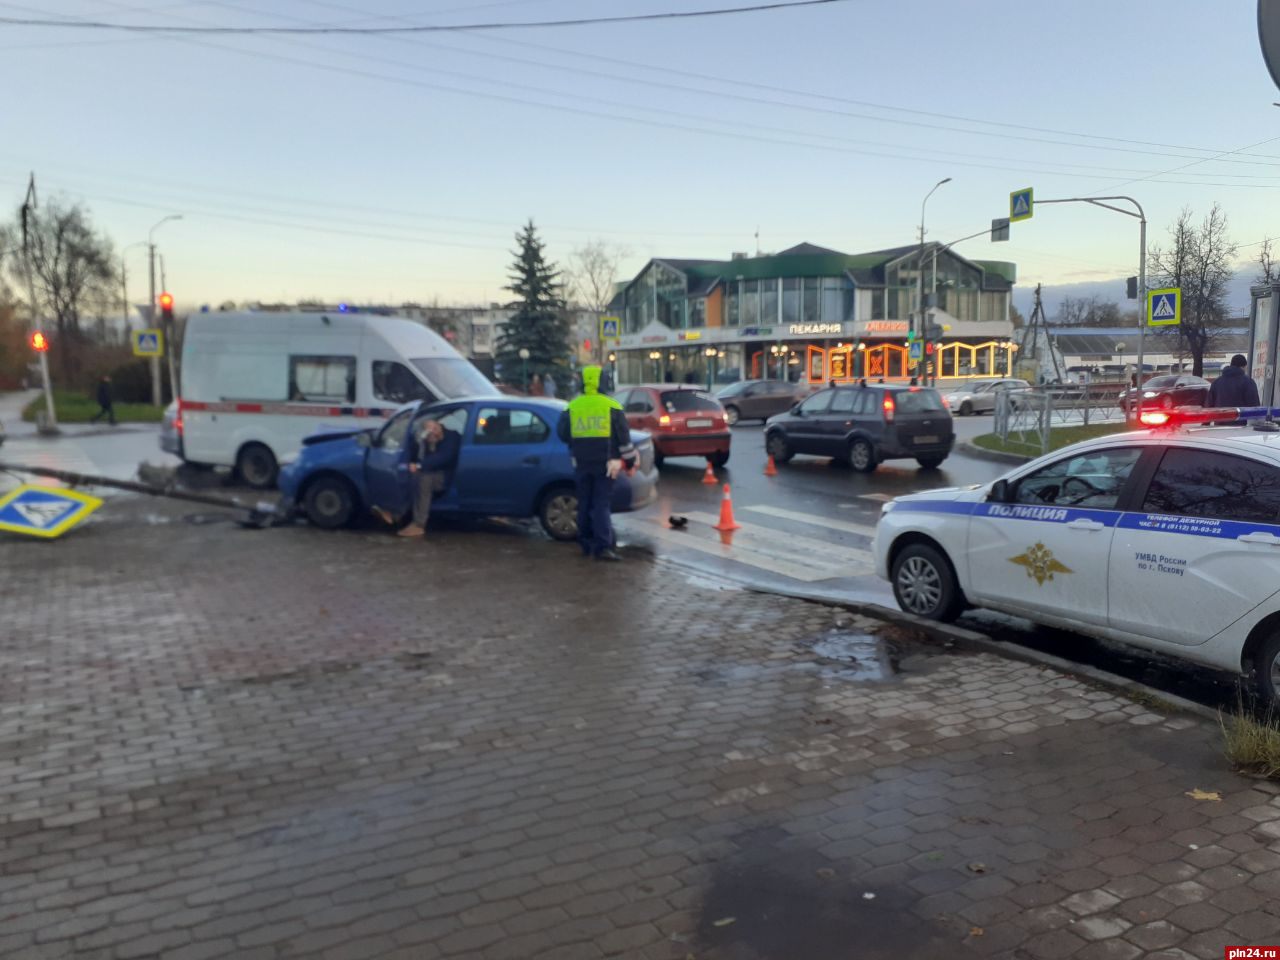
[{"left": 557, "top": 365, "right": 634, "bottom": 562}]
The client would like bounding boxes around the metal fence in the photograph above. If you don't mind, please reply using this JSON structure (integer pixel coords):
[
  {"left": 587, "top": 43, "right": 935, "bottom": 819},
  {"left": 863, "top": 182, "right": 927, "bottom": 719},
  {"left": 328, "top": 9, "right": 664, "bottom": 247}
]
[{"left": 994, "top": 381, "right": 1129, "bottom": 456}]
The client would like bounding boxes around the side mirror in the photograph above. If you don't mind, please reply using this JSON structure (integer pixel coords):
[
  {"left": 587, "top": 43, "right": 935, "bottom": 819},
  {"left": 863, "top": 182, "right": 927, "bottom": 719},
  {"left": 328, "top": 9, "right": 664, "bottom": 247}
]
[
  {"left": 988, "top": 478, "right": 1010, "bottom": 503},
  {"left": 791, "top": 404, "right": 803, "bottom": 416}
]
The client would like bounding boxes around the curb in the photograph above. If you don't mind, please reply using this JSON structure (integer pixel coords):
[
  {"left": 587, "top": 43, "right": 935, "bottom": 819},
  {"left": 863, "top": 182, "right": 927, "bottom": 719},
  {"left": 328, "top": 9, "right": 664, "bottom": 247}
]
[
  {"left": 957, "top": 440, "right": 1033, "bottom": 465},
  {"left": 750, "top": 585, "right": 1219, "bottom": 723}
]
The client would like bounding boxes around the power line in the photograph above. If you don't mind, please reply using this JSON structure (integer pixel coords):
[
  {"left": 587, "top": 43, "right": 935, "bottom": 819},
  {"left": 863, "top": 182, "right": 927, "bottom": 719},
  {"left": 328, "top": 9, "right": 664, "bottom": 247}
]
[{"left": 0, "top": 0, "right": 855, "bottom": 33}]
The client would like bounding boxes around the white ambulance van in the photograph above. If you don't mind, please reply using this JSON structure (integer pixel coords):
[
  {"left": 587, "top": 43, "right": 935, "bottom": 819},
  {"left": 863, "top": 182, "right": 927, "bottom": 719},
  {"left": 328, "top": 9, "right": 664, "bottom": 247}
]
[{"left": 178, "top": 310, "right": 498, "bottom": 488}]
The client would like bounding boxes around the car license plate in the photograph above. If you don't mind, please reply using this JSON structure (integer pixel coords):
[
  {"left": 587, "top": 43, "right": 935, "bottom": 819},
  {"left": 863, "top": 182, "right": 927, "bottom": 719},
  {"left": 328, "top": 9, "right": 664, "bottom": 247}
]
[
  {"left": 915, "top": 435, "right": 938, "bottom": 444},
  {"left": 687, "top": 418, "right": 713, "bottom": 428}
]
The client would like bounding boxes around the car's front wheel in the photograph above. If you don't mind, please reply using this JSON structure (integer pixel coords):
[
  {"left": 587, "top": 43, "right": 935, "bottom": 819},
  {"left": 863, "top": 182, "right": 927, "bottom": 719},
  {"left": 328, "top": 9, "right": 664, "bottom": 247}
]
[
  {"left": 724, "top": 405, "right": 740, "bottom": 426},
  {"left": 959, "top": 400, "right": 973, "bottom": 416},
  {"left": 891, "top": 542, "right": 964, "bottom": 622},
  {"left": 765, "top": 431, "right": 793, "bottom": 464},
  {"left": 303, "top": 476, "right": 355, "bottom": 529},
  {"left": 539, "top": 487, "right": 579, "bottom": 541}
]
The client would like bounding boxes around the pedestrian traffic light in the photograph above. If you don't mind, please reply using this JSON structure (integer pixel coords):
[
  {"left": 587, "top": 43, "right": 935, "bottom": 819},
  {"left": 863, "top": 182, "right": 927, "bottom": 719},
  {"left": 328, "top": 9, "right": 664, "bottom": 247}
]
[
  {"left": 925, "top": 342, "right": 935, "bottom": 355},
  {"left": 906, "top": 329, "right": 916, "bottom": 343},
  {"left": 158, "top": 292, "right": 174, "bottom": 323},
  {"left": 29, "top": 330, "right": 48, "bottom": 353}
]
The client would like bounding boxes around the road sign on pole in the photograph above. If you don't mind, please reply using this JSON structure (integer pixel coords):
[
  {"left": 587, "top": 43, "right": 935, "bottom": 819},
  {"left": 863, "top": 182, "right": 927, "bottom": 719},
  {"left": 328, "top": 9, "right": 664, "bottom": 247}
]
[
  {"left": 132, "top": 329, "right": 164, "bottom": 357},
  {"left": 1010, "top": 188, "right": 1034, "bottom": 223},
  {"left": 1147, "top": 287, "right": 1181, "bottom": 326},
  {"left": 0, "top": 485, "right": 103, "bottom": 539},
  {"left": 908, "top": 341, "right": 924, "bottom": 363},
  {"left": 991, "top": 217, "right": 1010, "bottom": 242},
  {"left": 599, "top": 316, "right": 620, "bottom": 341}
]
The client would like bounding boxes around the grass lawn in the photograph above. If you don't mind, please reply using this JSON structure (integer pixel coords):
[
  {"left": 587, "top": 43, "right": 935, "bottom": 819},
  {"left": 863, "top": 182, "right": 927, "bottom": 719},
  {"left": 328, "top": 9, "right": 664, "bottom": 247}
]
[
  {"left": 22, "top": 390, "right": 165, "bottom": 424},
  {"left": 971, "top": 421, "right": 1131, "bottom": 458}
]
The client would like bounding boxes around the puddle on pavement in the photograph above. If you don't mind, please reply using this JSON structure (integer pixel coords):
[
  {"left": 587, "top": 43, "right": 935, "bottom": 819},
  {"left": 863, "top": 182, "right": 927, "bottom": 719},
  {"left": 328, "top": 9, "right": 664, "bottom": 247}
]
[
  {"left": 806, "top": 630, "right": 900, "bottom": 682},
  {"left": 696, "top": 825, "right": 962, "bottom": 960}
]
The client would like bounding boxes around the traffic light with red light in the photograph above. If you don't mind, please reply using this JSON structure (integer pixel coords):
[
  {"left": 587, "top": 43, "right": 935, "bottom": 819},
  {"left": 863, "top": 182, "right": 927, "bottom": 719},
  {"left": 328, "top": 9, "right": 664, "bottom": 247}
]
[
  {"left": 159, "top": 292, "right": 174, "bottom": 323},
  {"left": 925, "top": 342, "right": 935, "bottom": 355},
  {"left": 29, "top": 331, "right": 48, "bottom": 353}
]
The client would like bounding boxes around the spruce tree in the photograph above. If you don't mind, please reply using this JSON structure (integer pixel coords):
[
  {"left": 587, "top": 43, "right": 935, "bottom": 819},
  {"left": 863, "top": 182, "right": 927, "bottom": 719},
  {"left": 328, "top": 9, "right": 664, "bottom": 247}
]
[{"left": 496, "top": 220, "right": 570, "bottom": 389}]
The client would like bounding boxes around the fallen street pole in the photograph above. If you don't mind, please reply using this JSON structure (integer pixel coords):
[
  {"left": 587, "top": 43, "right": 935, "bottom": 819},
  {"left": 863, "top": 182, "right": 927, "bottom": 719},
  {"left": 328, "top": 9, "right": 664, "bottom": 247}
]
[{"left": 0, "top": 462, "right": 286, "bottom": 527}]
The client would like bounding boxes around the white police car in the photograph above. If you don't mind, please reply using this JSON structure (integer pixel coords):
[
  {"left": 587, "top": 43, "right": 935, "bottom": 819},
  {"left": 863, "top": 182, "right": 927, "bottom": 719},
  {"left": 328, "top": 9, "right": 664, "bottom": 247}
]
[{"left": 874, "top": 406, "right": 1280, "bottom": 701}]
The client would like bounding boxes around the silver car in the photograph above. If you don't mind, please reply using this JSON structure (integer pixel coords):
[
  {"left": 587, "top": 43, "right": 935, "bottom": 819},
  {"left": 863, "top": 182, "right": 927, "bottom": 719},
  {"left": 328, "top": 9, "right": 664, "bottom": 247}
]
[{"left": 944, "top": 378, "right": 1030, "bottom": 416}]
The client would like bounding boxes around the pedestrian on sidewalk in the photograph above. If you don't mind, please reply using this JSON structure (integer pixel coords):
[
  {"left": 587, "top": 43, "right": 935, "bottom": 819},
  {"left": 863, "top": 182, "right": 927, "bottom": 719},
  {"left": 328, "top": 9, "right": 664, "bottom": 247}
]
[
  {"left": 90, "top": 376, "right": 116, "bottom": 426},
  {"left": 557, "top": 365, "right": 635, "bottom": 562},
  {"left": 1208, "top": 354, "right": 1261, "bottom": 408},
  {"left": 543, "top": 372, "right": 557, "bottom": 399}
]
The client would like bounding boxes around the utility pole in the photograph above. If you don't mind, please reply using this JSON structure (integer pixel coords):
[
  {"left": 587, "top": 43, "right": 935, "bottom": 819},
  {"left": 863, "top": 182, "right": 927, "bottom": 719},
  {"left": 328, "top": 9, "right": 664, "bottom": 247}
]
[{"left": 21, "top": 173, "right": 57, "bottom": 432}]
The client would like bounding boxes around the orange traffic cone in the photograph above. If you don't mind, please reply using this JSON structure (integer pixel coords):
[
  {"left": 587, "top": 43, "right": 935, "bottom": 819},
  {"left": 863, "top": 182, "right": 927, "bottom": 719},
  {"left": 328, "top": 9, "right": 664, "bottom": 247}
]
[
  {"left": 714, "top": 484, "right": 741, "bottom": 532},
  {"left": 701, "top": 460, "right": 718, "bottom": 484},
  {"left": 764, "top": 454, "right": 778, "bottom": 477}
]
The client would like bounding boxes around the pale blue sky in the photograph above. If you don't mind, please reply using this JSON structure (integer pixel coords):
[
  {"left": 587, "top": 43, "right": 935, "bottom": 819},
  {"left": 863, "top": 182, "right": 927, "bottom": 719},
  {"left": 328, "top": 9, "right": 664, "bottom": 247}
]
[{"left": 2, "top": 0, "right": 1278, "bottom": 309}]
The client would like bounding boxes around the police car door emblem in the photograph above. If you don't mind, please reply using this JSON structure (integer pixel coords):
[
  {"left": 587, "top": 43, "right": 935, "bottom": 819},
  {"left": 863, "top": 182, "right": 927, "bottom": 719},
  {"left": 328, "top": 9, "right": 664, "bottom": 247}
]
[{"left": 1009, "top": 542, "right": 1072, "bottom": 586}]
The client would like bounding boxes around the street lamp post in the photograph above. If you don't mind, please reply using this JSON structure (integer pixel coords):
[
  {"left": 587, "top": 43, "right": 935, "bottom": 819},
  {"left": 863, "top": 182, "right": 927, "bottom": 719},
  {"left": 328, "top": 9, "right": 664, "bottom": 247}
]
[
  {"left": 518, "top": 347, "right": 530, "bottom": 392},
  {"left": 704, "top": 347, "right": 718, "bottom": 391},
  {"left": 917, "top": 178, "right": 951, "bottom": 383},
  {"left": 649, "top": 350, "right": 662, "bottom": 382},
  {"left": 148, "top": 214, "right": 182, "bottom": 406}
]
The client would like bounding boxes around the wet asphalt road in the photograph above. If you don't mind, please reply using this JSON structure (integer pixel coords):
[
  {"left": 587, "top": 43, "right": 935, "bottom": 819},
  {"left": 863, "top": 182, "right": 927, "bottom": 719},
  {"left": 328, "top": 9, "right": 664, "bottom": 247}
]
[
  {"left": 634, "top": 416, "right": 1252, "bottom": 715},
  {"left": 0, "top": 411, "right": 1252, "bottom": 714}
]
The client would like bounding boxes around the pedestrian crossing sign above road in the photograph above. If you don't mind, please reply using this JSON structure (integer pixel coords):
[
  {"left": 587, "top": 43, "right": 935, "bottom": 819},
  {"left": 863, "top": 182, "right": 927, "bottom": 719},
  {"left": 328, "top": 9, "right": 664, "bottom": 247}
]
[
  {"left": 599, "top": 316, "right": 620, "bottom": 341},
  {"left": 132, "top": 328, "right": 164, "bottom": 357},
  {"left": 0, "top": 484, "right": 103, "bottom": 539},
  {"left": 1010, "top": 187, "right": 1034, "bottom": 222},
  {"left": 1147, "top": 287, "right": 1181, "bottom": 326}
]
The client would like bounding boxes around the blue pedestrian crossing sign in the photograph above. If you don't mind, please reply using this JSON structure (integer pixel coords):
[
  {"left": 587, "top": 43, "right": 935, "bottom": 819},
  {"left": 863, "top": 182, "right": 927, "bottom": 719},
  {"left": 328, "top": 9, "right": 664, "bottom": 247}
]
[
  {"left": 0, "top": 484, "right": 103, "bottom": 539},
  {"left": 908, "top": 341, "right": 923, "bottom": 363},
  {"left": 1010, "top": 187, "right": 1033, "bottom": 222},
  {"left": 1147, "top": 287, "right": 1181, "bottom": 326},
  {"left": 599, "top": 315, "right": 620, "bottom": 341},
  {"left": 132, "top": 328, "right": 164, "bottom": 357}
]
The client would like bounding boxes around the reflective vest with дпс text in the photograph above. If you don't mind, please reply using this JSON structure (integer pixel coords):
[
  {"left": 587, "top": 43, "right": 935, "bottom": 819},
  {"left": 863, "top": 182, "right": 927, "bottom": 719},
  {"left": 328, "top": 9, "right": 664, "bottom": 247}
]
[{"left": 567, "top": 392, "right": 621, "bottom": 465}]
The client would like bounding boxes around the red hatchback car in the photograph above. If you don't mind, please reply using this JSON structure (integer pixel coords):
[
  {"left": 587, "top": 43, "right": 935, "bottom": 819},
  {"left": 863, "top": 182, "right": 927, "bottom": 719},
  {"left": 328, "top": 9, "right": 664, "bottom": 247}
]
[{"left": 617, "top": 385, "right": 731, "bottom": 468}]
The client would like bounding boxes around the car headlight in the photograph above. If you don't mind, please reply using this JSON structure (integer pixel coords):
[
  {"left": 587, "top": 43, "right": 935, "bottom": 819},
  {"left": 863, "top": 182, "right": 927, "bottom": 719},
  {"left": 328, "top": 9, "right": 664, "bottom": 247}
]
[{"left": 1142, "top": 391, "right": 1158, "bottom": 398}]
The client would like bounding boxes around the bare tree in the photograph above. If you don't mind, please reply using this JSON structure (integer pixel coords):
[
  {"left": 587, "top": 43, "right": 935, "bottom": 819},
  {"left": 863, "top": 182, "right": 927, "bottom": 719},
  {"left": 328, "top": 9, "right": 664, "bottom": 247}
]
[
  {"left": 566, "top": 240, "right": 629, "bottom": 313},
  {"left": 1258, "top": 238, "right": 1277, "bottom": 286},
  {"left": 1149, "top": 204, "right": 1238, "bottom": 377},
  {"left": 1, "top": 197, "right": 117, "bottom": 380}
]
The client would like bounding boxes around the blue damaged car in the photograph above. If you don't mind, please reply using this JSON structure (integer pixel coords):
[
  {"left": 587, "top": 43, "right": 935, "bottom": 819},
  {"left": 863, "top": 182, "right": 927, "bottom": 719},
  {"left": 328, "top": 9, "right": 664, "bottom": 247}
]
[{"left": 277, "top": 397, "right": 658, "bottom": 541}]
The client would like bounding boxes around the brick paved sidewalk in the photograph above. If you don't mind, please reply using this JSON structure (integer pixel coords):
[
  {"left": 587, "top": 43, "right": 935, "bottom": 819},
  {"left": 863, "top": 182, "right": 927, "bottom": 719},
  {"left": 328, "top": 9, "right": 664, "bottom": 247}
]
[{"left": 2, "top": 497, "right": 1279, "bottom": 959}]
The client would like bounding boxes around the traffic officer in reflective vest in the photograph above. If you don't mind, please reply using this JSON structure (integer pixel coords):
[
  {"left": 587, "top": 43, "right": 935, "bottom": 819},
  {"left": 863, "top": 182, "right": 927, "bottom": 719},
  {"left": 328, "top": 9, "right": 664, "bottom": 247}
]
[{"left": 557, "top": 365, "right": 635, "bottom": 562}]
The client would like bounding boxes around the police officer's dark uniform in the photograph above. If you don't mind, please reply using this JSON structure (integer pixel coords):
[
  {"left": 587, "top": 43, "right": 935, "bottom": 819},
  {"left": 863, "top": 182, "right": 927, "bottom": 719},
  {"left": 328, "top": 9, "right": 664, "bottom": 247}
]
[{"left": 557, "top": 365, "right": 635, "bottom": 561}]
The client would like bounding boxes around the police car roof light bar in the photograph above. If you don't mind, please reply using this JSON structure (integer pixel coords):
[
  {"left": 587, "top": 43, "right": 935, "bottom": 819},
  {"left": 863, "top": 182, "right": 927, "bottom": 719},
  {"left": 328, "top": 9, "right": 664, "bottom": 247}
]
[{"left": 1139, "top": 406, "right": 1280, "bottom": 430}]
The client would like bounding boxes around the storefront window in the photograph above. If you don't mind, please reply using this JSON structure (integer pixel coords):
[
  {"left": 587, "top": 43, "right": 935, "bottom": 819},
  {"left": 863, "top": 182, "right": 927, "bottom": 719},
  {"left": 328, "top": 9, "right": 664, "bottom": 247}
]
[
  {"left": 726, "top": 282, "right": 739, "bottom": 327},
  {"left": 871, "top": 289, "right": 886, "bottom": 321},
  {"left": 689, "top": 298, "right": 706, "bottom": 328},
  {"left": 760, "top": 279, "right": 778, "bottom": 325},
  {"left": 740, "top": 280, "right": 758, "bottom": 327},
  {"left": 802, "top": 278, "right": 820, "bottom": 324},
  {"left": 782, "top": 278, "right": 800, "bottom": 324}
]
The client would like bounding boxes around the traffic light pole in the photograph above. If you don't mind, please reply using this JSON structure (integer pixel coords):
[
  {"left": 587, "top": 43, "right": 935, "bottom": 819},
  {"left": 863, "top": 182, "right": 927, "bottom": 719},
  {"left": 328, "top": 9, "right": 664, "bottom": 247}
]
[
  {"left": 148, "top": 243, "right": 161, "bottom": 407},
  {"left": 21, "top": 174, "right": 56, "bottom": 432}
]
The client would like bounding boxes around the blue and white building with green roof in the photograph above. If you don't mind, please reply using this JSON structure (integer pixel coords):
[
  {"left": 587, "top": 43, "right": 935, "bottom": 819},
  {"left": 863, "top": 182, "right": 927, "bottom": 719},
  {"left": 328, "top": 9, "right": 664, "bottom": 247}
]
[{"left": 607, "top": 242, "right": 1017, "bottom": 386}]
